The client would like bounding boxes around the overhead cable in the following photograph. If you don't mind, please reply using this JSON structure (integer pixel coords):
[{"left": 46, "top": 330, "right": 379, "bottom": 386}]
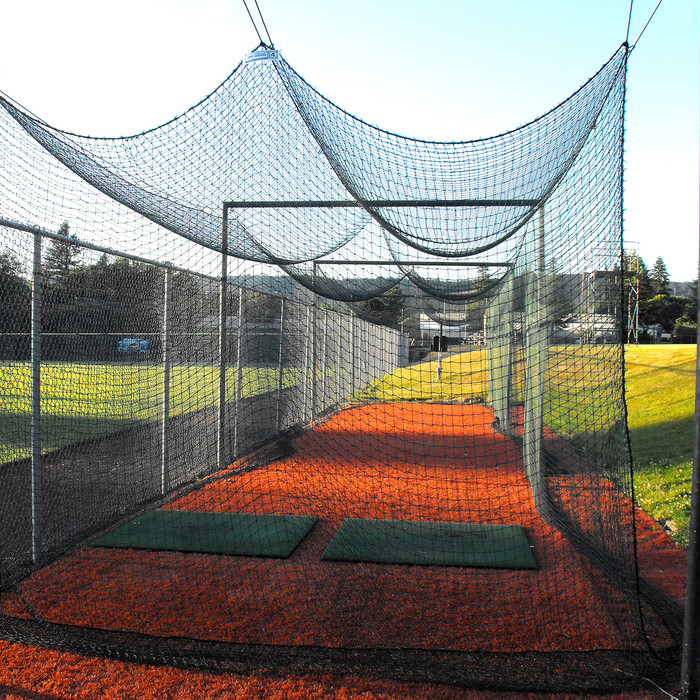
[
  {"left": 242, "top": 0, "right": 264, "bottom": 45},
  {"left": 631, "top": 0, "right": 665, "bottom": 49},
  {"left": 253, "top": 0, "right": 274, "bottom": 47}
]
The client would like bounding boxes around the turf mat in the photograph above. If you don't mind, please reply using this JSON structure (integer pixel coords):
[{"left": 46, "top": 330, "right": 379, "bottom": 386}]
[
  {"left": 321, "top": 518, "right": 537, "bottom": 569},
  {"left": 91, "top": 510, "right": 318, "bottom": 558}
]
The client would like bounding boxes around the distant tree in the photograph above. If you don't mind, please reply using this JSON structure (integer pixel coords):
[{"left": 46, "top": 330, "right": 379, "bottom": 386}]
[
  {"left": 78, "top": 258, "right": 162, "bottom": 333},
  {"left": 244, "top": 290, "right": 283, "bottom": 323},
  {"left": 43, "top": 222, "right": 82, "bottom": 282},
  {"left": 0, "top": 250, "right": 31, "bottom": 332},
  {"left": 357, "top": 286, "right": 406, "bottom": 328},
  {"left": 42, "top": 255, "right": 162, "bottom": 334},
  {"left": 689, "top": 279, "right": 698, "bottom": 320},
  {"left": 645, "top": 294, "right": 688, "bottom": 332},
  {"left": 171, "top": 271, "right": 209, "bottom": 331},
  {"left": 650, "top": 256, "right": 671, "bottom": 297},
  {"left": 676, "top": 279, "right": 697, "bottom": 328},
  {"left": 623, "top": 252, "right": 654, "bottom": 301},
  {"left": 669, "top": 280, "right": 694, "bottom": 298},
  {"left": 623, "top": 252, "right": 657, "bottom": 330},
  {"left": 546, "top": 272, "right": 577, "bottom": 328}
]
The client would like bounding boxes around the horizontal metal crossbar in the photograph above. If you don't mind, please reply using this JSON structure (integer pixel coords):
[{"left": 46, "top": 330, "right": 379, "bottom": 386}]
[
  {"left": 224, "top": 199, "right": 537, "bottom": 209},
  {"left": 0, "top": 217, "right": 221, "bottom": 281},
  {"left": 311, "top": 259, "right": 513, "bottom": 267}
]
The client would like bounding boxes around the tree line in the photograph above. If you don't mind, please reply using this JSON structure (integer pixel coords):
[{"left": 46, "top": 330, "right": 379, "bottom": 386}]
[
  {"left": 0, "top": 223, "right": 210, "bottom": 336},
  {"left": 624, "top": 252, "right": 697, "bottom": 341},
  {"left": 0, "top": 224, "right": 696, "bottom": 344}
]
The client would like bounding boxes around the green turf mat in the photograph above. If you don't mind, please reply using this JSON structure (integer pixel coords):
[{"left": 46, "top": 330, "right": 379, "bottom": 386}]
[
  {"left": 92, "top": 510, "right": 318, "bottom": 559},
  {"left": 321, "top": 518, "right": 537, "bottom": 569}
]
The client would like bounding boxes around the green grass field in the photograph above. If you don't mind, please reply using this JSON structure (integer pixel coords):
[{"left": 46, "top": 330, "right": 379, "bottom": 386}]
[
  {"left": 0, "top": 362, "right": 296, "bottom": 463},
  {"left": 362, "top": 343, "right": 696, "bottom": 548},
  {"left": 357, "top": 347, "right": 489, "bottom": 403},
  {"left": 1, "top": 344, "right": 695, "bottom": 547},
  {"left": 624, "top": 345, "right": 696, "bottom": 547}
]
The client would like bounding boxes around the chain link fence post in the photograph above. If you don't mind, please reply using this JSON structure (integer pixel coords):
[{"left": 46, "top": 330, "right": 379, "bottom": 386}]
[
  {"left": 31, "top": 230, "right": 42, "bottom": 564},
  {"left": 161, "top": 266, "right": 172, "bottom": 495}
]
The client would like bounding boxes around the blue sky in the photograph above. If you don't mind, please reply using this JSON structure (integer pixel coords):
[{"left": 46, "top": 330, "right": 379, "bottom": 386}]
[{"left": 1, "top": 0, "right": 697, "bottom": 280}]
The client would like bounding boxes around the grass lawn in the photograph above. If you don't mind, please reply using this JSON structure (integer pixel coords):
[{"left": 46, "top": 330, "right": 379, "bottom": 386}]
[
  {"left": 0, "top": 361, "right": 296, "bottom": 463},
  {"left": 357, "top": 346, "right": 488, "bottom": 403},
  {"left": 1, "top": 344, "right": 694, "bottom": 547},
  {"left": 362, "top": 343, "right": 696, "bottom": 548},
  {"left": 625, "top": 344, "right": 696, "bottom": 548}
]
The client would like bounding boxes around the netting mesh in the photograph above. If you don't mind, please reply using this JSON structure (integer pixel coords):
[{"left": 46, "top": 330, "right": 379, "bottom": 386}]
[{"left": 0, "top": 43, "right": 683, "bottom": 691}]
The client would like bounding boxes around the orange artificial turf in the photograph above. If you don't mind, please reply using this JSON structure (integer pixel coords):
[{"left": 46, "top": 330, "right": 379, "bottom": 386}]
[
  {"left": 0, "top": 638, "right": 678, "bottom": 700},
  {"left": 0, "top": 403, "right": 687, "bottom": 698}
]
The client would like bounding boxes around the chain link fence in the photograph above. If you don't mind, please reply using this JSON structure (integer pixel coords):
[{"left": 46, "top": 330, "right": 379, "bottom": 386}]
[{"left": 0, "top": 223, "right": 406, "bottom": 587}]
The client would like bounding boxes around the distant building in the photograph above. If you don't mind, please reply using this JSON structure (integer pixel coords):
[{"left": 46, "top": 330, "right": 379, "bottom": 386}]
[{"left": 552, "top": 314, "right": 618, "bottom": 344}]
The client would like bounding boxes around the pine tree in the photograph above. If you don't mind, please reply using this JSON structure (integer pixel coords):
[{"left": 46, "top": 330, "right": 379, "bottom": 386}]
[
  {"left": 690, "top": 279, "right": 698, "bottom": 319},
  {"left": 357, "top": 286, "right": 406, "bottom": 328},
  {"left": 0, "top": 250, "right": 31, "bottom": 332},
  {"left": 623, "top": 252, "right": 654, "bottom": 301},
  {"left": 43, "top": 222, "right": 82, "bottom": 282},
  {"left": 678, "top": 279, "right": 698, "bottom": 326},
  {"left": 650, "top": 256, "right": 670, "bottom": 297}
]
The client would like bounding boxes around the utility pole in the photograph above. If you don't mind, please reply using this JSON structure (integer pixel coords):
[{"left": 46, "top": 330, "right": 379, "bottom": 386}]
[{"left": 626, "top": 244, "right": 640, "bottom": 345}]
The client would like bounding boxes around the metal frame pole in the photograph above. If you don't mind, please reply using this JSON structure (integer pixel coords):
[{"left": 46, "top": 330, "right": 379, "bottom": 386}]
[
  {"left": 276, "top": 298, "right": 286, "bottom": 434},
  {"left": 311, "top": 261, "right": 318, "bottom": 419},
  {"left": 217, "top": 206, "right": 228, "bottom": 471},
  {"left": 302, "top": 307, "right": 311, "bottom": 421},
  {"left": 232, "top": 287, "right": 245, "bottom": 456},
  {"left": 524, "top": 206, "right": 547, "bottom": 511},
  {"left": 31, "top": 230, "right": 42, "bottom": 564},
  {"left": 388, "top": 327, "right": 393, "bottom": 374},
  {"left": 350, "top": 312, "right": 356, "bottom": 399},
  {"left": 161, "top": 267, "right": 172, "bottom": 494},
  {"left": 505, "top": 272, "right": 516, "bottom": 432},
  {"left": 680, "top": 244, "right": 700, "bottom": 698},
  {"left": 320, "top": 309, "right": 328, "bottom": 413}
]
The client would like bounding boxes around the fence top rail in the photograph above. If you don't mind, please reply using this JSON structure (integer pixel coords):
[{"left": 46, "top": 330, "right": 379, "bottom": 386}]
[
  {"left": 0, "top": 217, "right": 222, "bottom": 283},
  {"left": 311, "top": 259, "right": 514, "bottom": 267},
  {"left": 223, "top": 199, "right": 538, "bottom": 209}
]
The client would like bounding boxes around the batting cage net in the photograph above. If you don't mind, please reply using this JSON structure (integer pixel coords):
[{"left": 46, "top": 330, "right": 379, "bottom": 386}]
[{"left": 0, "top": 43, "right": 684, "bottom": 692}]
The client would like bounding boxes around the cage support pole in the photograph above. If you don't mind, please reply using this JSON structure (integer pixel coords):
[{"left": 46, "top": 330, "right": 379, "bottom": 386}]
[
  {"left": 524, "top": 206, "right": 547, "bottom": 514},
  {"left": 161, "top": 267, "right": 172, "bottom": 495},
  {"left": 386, "top": 327, "right": 391, "bottom": 375},
  {"left": 487, "top": 274, "right": 515, "bottom": 433},
  {"left": 276, "top": 298, "right": 286, "bottom": 434},
  {"left": 311, "top": 261, "right": 318, "bottom": 419},
  {"left": 320, "top": 310, "right": 328, "bottom": 413},
  {"left": 680, "top": 248, "right": 700, "bottom": 698},
  {"left": 233, "top": 288, "right": 244, "bottom": 456},
  {"left": 505, "top": 273, "right": 516, "bottom": 432},
  {"left": 302, "top": 307, "right": 311, "bottom": 421},
  {"left": 382, "top": 327, "right": 387, "bottom": 376},
  {"left": 31, "top": 230, "right": 42, "bottom": 565},
  {"left": 350, "top": 312, "right": 356, "bottom": 399},
  {"left": 217, "top": 208, "right": 228, "bottom": 471},
  {"left": 498, "top": 273, "right": 517, "bottom": 434}
]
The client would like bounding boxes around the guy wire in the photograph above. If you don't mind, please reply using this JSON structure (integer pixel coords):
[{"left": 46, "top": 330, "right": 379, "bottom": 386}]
[
  {"left": 625, "top": 0, "right": 634, "bottom": 44},
  {"left": 242, "top": 0, "right": 264, "bottom": 45},
  {"left": 631, "top": 0, "right": 665, "bottom": 49},
  {"left": 254, "top": 0, "right": 274, "bottom": 47}
]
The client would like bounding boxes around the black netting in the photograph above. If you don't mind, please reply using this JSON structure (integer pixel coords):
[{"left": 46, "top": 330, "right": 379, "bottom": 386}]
[{"left": 0, "top": 42, "right": 683, "bottom": 692}]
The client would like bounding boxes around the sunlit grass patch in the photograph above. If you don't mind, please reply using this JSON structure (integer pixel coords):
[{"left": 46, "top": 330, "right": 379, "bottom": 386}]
[
  {"left": 0, "top": 361, "right": 293, "bottom": 463},
  {"left": 624, "top": 344, "right": 696, "bottom": 547},
  {"left": 360, "top": 342, "right": 696, "bottom": 549},
  {"left": 357, "top": 348, "right": 488, "bottom": 403},
  {"left": 633, "top": 459, "right": 692, "bottom": 548}
]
